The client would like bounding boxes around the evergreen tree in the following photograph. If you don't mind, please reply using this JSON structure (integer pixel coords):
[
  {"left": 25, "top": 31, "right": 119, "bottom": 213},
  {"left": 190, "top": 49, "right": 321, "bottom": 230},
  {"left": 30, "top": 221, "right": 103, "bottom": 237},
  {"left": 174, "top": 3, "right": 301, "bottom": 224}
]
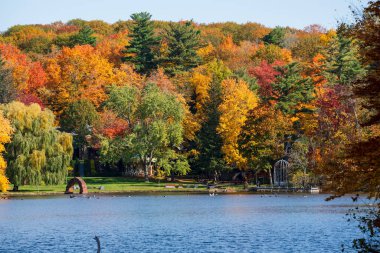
[
  {"left": 263, "top": 26, "right": 287, "bottom": 47},
  {"left": 272, "top": 62, "right": 314, "bottom": 115},
  {"left": 122, "top": 12, "right": 160, "bottom": 75},
  {"left": 324, "top": 30, "right": 366, "bottom": 86},
  {"left": 68, "top": 26, "right": 97, "bottom": 47},
  {"left": 191, "top": 61, "right": 232, "bottom": 181},
  {"left": 1, "top": 102, "right": 73, "bottom": 190},
  {"left": 194, "top": 80, "right": 227, "bottom": 181},
  {"left": 160, "top": 21, "right": 203, "bottom": 76}
]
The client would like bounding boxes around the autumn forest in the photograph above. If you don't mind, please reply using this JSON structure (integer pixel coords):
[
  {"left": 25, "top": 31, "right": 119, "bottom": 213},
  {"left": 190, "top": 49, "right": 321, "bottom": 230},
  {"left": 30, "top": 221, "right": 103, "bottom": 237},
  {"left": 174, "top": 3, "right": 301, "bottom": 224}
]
[{"left": 0, "top": 1, "right": 379, "bottom": 204}]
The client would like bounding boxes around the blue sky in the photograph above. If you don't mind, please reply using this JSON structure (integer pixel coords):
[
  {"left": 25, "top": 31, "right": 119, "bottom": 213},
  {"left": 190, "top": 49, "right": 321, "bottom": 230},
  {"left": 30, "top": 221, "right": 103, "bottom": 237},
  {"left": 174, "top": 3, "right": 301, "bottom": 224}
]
[{"left": 1, "top": 0, "right": 368, "bottom": 32}]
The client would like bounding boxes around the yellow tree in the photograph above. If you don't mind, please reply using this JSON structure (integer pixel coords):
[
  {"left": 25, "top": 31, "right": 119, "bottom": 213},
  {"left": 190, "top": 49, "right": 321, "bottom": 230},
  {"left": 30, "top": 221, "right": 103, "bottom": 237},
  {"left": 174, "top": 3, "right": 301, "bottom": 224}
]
[
  {"left": 0, "top": 110, "right": 13, "bottom": 192},
  {"left": 217, "top": 78, "right": 258, "bottom": 169}
]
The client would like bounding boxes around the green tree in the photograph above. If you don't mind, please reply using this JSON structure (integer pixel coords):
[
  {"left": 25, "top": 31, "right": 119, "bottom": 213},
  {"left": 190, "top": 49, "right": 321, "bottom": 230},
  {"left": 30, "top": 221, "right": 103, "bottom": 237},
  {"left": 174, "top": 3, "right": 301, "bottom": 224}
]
[
  {"left": 68, "top": 26, "right": 97, "bottom": 47},
  {"left": 191, "top": 61, "right": 232, "bottom": 181},
  {"left": 60, "top": 99, "right": 99, "bottom": 159},
  {"left": 263, "top": 26, "right": 287, "bottom": 47},
  {"left": 158, "top": 152, "right": 190, "bottom": 182},
  {"left": 272, "top": 62, "right": 314, "bottom": 115},
  {"left": 102, "top": 83, "right": 187, "bottom": 182},
  {"left": 324, "top": 30, "right": 366, "bottom": 86},
  {"left": 1, "top": 102, "right": 73, "bottom": 190},
  {"left": 160, "top": 21, "right": 203, "bottom": 76},
  {"left": 20, "top": 36, "right": 52, "bottom": 54},
  {"left": 105, "top": 85, "right": 139, "bottom": 125},
  {"left": 122, "top": 12, "right": 160, "bottom": 75}
]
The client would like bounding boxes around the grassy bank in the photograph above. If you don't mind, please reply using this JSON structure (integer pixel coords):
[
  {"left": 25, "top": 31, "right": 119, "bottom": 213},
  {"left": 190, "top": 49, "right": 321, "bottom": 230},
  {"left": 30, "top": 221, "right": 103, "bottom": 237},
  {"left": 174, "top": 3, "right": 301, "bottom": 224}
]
[{"left": 1, "top": 177, "right": 245, "bottom": 196}]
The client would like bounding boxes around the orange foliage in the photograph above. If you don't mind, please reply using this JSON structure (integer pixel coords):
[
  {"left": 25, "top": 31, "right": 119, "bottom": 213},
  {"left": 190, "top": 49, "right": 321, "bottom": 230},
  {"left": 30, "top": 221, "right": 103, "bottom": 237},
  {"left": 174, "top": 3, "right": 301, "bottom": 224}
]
[
  {"left": 95, "top": 29, "right": 129, "bottom": 65},
  {"left": 113, "top": 64, "right": 145, "bottom": 88},
  {"left": 95, "top": 110, "right": 128, "bottom": 139},
  {"left": 147, "top": 68, "right": 176, "bottom": 93},
  {"left": 0, "top": 43, "right": 47, "bottom": 96},
  {"left": 43, "top": 45, "right": 115, "bottom": 113}
]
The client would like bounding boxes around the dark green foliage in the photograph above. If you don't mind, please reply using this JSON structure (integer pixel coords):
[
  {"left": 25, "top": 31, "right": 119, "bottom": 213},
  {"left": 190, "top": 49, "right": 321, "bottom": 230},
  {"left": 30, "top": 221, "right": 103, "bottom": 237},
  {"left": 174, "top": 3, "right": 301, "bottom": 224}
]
[
  {"left": 52, "top": 35, "right": 72, "bottom": 48},
  {"left": 272, "top": 62, "right": 314, "bottom": 115},
  {"left": 324, "top": 30, "right": 366, "bottom": 86},
  {"left": 160, "top": 21, "right": 203, "bottom": 76},
  {"left": 60, "top": 100, "right": 99, "bottom": 158},
  {"left": 68, "top": 26, "right": 97, "bottom": 47},
  {"left": 192, "top": 83, "right": 227, "bottom": 179},
  {"left": 263, "top": 26, "right": 287, "bottom": 47},
  {"left": 233, "top": 69, "right": 259, "bottom": 91},
  {"left": 19, "top": 36, "right": 52, "bottom": 54},
  {"left": 122, "top": 12, "right": 160, "bottom": 75},
  {"left": 190, "top": 60, "right": 232, "bottom": 179}
]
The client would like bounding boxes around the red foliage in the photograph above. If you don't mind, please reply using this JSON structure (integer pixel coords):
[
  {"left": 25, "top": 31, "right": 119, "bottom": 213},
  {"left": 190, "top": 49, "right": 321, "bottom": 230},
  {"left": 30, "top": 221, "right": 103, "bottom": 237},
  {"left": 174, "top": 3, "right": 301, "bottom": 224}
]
[
  {"left": 0, "top": 43, "right": 47, "bottom": 94},
  {"left": 248, "top": 60, "right": 281, "bottom": 98},
  {"left": 95, "top": 110, "right": 128, "bottom": 139},
  {"left": 27, "top": 62, "right": 47, "bottom": 91},
  {"left": 18, "top": 94, "right": 45, "bottom": 108},
  {"left": 317, "top": 85, "right": 352, "bottom": 131}
]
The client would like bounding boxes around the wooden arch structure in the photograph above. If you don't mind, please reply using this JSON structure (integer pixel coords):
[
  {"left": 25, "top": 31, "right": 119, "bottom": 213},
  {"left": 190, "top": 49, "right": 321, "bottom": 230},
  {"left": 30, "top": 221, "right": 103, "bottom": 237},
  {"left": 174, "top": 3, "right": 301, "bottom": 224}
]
[{"left": 65, "top": 177, "right": 88, "bottom": 194}]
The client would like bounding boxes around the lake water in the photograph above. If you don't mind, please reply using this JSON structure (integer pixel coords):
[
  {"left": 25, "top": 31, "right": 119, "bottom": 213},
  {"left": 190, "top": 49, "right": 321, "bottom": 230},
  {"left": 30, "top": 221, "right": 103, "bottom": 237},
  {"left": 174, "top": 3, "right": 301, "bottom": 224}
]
[{"left": 0, "top": 194, "right": 360, "bottom": 252}]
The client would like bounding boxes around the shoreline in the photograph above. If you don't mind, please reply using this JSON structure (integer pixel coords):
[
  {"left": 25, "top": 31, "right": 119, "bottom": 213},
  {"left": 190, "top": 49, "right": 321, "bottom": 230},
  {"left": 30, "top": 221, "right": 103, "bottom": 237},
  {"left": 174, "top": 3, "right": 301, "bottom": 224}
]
[{"left": 0, "top": 189, "right": 328, "bottom": 199}]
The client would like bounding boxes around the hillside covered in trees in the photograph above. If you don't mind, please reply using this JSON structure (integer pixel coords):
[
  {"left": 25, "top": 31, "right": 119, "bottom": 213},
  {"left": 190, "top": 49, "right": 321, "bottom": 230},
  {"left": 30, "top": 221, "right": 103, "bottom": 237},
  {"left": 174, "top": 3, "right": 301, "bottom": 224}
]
[{"left": 0, "top": 2, "right": 378, "bottom": 201}]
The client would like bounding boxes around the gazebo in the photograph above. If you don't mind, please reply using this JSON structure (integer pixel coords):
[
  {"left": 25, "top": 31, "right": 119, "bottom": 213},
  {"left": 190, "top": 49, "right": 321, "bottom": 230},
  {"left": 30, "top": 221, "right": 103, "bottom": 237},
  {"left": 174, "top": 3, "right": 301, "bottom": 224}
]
[{"left": 273, "top": 159, "right": 289, "bottom": 187}]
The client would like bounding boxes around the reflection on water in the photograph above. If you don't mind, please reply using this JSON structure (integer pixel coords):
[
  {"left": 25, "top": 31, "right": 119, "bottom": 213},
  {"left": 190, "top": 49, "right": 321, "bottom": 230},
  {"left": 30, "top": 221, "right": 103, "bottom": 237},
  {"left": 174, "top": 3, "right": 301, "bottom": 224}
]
[{"left": 0, "top": 194, "right": 359, "bottom": 252}]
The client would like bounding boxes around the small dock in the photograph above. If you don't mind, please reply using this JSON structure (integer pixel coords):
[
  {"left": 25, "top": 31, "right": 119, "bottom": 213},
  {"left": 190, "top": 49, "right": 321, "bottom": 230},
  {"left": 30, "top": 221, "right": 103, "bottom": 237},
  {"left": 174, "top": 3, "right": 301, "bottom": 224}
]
[{"left": 251, "top": 187, "right": 320, "bottom": 193}]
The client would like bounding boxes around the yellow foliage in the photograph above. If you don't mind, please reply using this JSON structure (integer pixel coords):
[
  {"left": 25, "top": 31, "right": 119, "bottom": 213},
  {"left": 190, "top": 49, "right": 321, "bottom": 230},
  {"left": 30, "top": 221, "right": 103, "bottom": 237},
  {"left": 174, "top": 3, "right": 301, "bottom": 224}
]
[
  {"left": 190, "top": 72, "right": 212, "bottom": 114},
  {"left": 281, "top": 48, "right": 293, "bottom": 63},
  {"left": 182, "top": 109, "right": 201, "bottom": 141},
  {"left": 0, "top": 110, "right": 13, "bottom": 192},
  {"left": 253, "top": 43, "right": 292, "bottom": 64},
  {"left": 217, "top": 79, "right": 258, "bottom": 168},
  {"left": 320, "top": 29, "right": 337, "bottom": 46},
  {"left": 113, "top": 64, "right": 145, "bottom": 89},
  {"left": 197, "top": 43, "right": 215, "bottom": 62}
]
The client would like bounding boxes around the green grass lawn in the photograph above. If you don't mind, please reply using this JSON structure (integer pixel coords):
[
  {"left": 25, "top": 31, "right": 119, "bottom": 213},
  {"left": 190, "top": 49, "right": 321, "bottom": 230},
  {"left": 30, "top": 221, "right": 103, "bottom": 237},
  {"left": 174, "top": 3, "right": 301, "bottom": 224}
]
[{"left": 1, "top": 177, "right": 218, "bottom": 196}]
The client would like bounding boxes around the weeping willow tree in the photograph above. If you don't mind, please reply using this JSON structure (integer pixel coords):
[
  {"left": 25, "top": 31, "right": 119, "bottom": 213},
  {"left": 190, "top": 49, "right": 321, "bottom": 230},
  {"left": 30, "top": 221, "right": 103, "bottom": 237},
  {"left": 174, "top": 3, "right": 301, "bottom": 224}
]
[{"left": 1, "top": 102, "right": 73, "bottom": 190}]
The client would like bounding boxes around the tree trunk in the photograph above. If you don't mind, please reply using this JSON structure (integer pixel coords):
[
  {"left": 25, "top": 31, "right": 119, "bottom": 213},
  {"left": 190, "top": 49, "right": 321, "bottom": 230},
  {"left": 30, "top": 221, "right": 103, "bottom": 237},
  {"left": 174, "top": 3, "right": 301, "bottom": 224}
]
[
  {"left": 213, "top": 170, "right": 218, "bottom": 183},
  {"left": 144, "top": 162, "right": 149, "bottom": 182},
  {"left": 170, "top": 171, "right": 175, "bottom": 182},
  {"left": 269, "top": 169, "right": 273, "bottom": 188},
  {"left": 13, "top": 185, "right": 19, "bottom": 191}
]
